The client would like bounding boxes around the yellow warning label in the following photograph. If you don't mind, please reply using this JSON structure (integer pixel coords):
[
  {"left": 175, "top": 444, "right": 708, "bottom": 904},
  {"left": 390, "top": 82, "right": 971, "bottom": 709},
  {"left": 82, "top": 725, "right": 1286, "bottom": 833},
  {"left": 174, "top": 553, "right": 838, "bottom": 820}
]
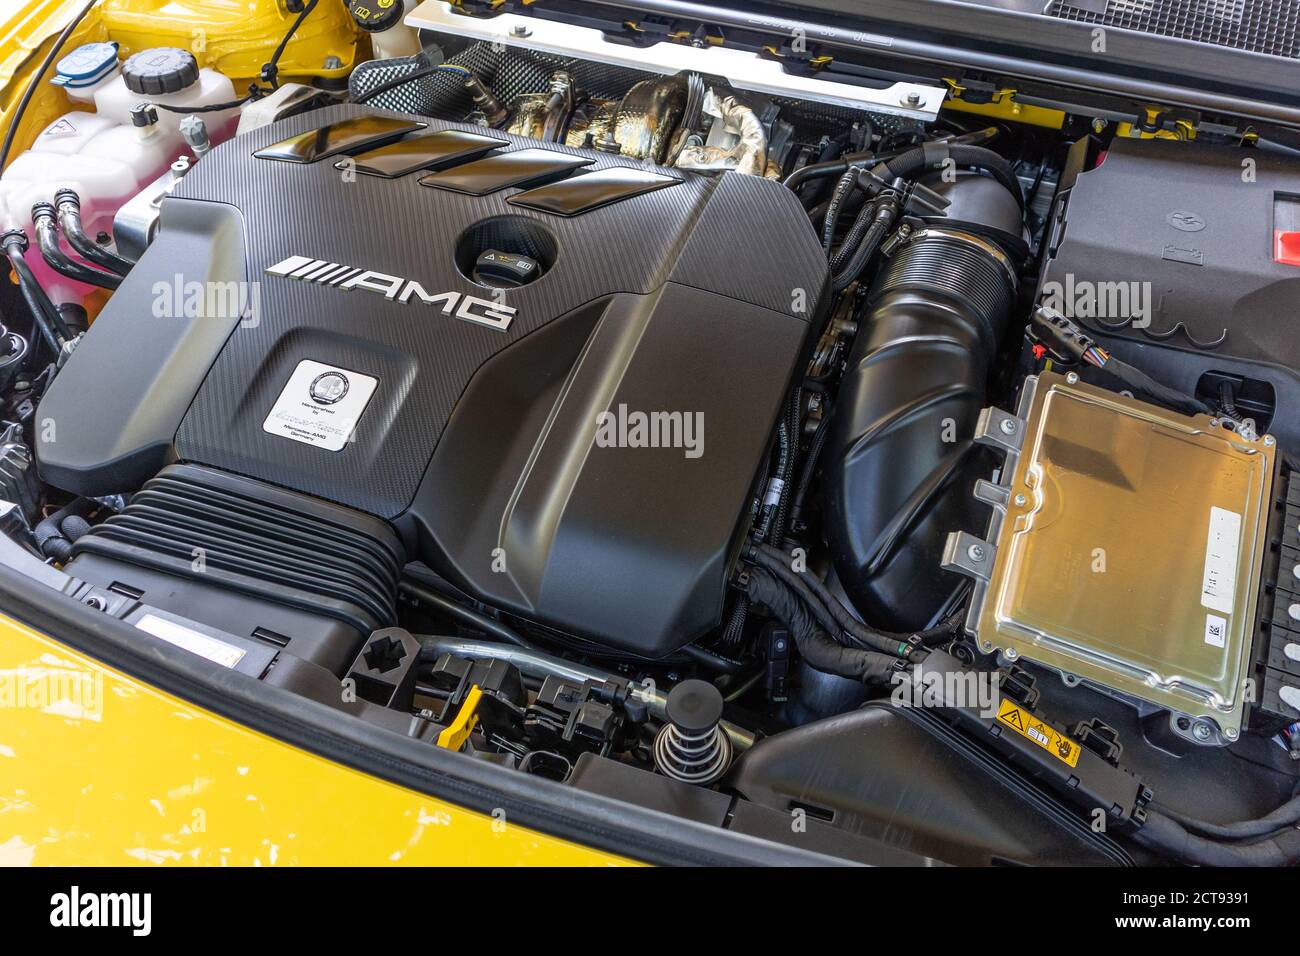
[{"left": 997, "top": 698, "right": 1081, "bottom": 768}]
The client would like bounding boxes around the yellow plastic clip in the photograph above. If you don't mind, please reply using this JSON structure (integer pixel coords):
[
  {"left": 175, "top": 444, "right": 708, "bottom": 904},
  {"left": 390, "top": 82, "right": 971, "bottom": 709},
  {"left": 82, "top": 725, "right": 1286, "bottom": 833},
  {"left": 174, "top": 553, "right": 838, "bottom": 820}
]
[{"left": 436, "top": 685, "right": 483, "bottom": 751}]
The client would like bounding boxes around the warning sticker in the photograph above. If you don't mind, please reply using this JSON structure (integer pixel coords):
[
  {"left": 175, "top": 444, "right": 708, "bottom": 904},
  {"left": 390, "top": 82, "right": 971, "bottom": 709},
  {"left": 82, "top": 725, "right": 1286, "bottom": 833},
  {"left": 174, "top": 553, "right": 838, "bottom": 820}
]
[{"left": 997, "top": 698, "right": 1081, "bottom": 767}]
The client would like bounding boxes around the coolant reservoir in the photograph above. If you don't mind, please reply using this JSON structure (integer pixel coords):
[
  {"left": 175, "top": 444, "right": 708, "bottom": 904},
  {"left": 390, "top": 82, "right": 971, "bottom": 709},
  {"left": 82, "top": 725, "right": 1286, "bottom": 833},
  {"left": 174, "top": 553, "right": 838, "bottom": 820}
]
[{"left": 0, "top": 44, "right": 238, "bottom": 302}]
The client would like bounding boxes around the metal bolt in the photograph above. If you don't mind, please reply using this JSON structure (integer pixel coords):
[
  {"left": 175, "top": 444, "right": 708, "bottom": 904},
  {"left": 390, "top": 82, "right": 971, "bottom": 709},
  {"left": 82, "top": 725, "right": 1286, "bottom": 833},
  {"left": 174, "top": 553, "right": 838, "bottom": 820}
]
[
  {"left": 901, "top": 91, "right": 922, "bottom": 108},
  {"left": 1192, "top": 722, "right": 1212, "bottom": 741},
  {"left": 1264, "top": 435, "right": 1276, "bottom": 446},
  {"left": 510, "top": 23, "right": 532, "bottom": 37},
  {"left": 1065, "top": 372, "right": 1079, "bottom": 385},
  {"left": 1091, "top": 118, "right": 1107, "bottom": 133},
  {"left": 1225, "top": 727, "right": 1239, "bottom": 740},
  {"left": 1013, "top": 493, "right": 1026, "bottom": 506},
  {"left": 967, "top": 543, "right": 986, "bottom": 562},
  {"left": 323, "top": 55, "right": 342, "bottom": 70},
  {"left": 999, "top": 417, "right": 1018, "bottom": 436},
  {"left": 1003, "top": 647, "right": 1019, "bottom": 661}
]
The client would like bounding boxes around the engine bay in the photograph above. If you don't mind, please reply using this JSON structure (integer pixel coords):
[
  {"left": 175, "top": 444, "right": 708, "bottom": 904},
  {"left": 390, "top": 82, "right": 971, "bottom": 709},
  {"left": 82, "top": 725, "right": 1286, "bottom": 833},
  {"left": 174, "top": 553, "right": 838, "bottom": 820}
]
[{"left": 3, "top": 0, "right": 1300, "bottom": 867}]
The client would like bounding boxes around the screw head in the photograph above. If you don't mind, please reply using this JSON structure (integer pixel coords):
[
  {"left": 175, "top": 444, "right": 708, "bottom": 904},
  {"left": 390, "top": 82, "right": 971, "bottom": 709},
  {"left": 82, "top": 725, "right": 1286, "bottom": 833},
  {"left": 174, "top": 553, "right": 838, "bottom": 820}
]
[
  {"left": 510, "top": 23, "right": 531, "bottom": 37},
  {"left": 1065, "top": 372, "right": 1079, "bottom": 385},
  {"left": 967, "top": 543, "right": 986, "bottom": 562},
  {"left": 1264, "top": 435, "right": 1276, "bottom": 446},
  {"left": 1225, "top": 727, "right": 1239, "bottom": 740},
  {"left": 1003, "top": 647, "right": 1019, "bottom": 661},
  {"left": 1014, "top": 493, "right": 1026, "bottom": 506},
  {"left": 999, "top": 417, "right": 1018, "bottom": 436},
  {"left": 901, "top": 91, "right": 922, "bottom": 107},
  {"left": 1192, "top": 722, "right": 1212, "bottom": 741}
]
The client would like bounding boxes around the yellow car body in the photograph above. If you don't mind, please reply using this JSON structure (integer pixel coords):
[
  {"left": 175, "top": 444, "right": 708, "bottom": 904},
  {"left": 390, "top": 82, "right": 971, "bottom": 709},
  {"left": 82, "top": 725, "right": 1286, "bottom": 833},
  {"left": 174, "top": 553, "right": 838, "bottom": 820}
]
[{"left": 0, "top": 0, "right": 630, "bottom": 867}]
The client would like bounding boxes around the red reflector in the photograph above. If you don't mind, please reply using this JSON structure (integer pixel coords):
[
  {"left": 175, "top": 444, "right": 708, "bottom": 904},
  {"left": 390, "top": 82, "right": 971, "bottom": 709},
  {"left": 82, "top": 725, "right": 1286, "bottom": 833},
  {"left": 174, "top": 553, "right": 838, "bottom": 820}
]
[{"left": 1276, "top": 230, "right": 1300, "bottom": 266}]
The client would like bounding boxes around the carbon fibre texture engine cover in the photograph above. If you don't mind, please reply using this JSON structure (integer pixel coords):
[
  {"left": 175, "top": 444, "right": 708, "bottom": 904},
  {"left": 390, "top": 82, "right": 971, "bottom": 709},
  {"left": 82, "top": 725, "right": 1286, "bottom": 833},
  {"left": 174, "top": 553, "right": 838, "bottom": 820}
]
[{"left": 35, "top": 105, "right": 827, "bottom": 655}]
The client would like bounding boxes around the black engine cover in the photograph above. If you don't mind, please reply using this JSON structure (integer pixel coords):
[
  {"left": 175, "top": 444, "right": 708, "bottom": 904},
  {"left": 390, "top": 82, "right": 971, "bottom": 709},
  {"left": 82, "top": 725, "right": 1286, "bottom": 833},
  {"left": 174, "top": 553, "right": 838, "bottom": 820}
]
[{"left": 36, "top": 106, "right": 826, "bottom": 656}]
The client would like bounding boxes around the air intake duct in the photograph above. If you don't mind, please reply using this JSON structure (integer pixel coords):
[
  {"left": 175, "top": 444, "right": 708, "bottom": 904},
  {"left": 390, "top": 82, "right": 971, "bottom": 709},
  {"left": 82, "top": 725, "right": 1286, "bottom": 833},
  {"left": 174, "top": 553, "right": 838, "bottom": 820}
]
[
  {"left": 65, "top": 464, "right": 404, "bottom": 673},
  {"left": 823, "top": 175, "right": 1022, "bottom": 631}
]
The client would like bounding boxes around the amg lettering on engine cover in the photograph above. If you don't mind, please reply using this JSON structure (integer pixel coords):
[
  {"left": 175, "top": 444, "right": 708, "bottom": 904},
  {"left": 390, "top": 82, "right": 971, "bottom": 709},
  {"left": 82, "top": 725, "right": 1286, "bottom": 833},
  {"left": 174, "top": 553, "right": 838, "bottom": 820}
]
[{"left": 265, "top": 255, "right": 516, "bottom": 331}]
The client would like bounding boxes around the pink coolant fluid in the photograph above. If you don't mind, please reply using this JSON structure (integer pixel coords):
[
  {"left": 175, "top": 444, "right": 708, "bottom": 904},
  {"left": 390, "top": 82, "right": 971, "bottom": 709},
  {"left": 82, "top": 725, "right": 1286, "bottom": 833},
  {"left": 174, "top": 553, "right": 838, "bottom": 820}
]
[{"left": 0, "top": 43, "right": 239, "bottom": 307}]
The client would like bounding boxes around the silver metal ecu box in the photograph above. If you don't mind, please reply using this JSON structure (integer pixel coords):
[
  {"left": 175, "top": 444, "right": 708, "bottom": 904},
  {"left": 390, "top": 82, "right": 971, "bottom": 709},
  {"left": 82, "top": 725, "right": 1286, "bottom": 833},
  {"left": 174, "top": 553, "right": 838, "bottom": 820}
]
[{"left": 944, "top": 371, "right": 1275, "bottom": 744}]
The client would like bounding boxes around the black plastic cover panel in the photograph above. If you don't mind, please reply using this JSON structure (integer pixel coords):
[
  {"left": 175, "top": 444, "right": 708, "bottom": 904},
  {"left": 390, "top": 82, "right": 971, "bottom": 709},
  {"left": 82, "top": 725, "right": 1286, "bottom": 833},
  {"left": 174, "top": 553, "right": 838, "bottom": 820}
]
[
  {"left": 341, "top": 128, "right": 507, "bottom": 178},
  {"left": 418, "top": 147, "right": 593, "bottom": 194},
  {"left": 509, "top": 167, "right": 681, "bottom": 216},
  {"left": 254, "top": 115, "right": 425, "bottom": 163},
  {"left": 36, "top": 106, "right": 827, "bottom": 656},
  {"left": 1039, "top": 137, "right": 1300, "bottom": 448}
]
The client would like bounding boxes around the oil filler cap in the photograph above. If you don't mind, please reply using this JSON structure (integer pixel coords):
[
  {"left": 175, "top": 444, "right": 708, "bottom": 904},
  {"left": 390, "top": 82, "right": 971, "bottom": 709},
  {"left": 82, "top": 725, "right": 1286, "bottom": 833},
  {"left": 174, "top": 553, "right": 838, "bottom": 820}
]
[
  {"left": 472, "top": 248, "right": 540, "bottom": 288},
  {"left": 122, "top": 47, "right": 200, "bottom": 96}
]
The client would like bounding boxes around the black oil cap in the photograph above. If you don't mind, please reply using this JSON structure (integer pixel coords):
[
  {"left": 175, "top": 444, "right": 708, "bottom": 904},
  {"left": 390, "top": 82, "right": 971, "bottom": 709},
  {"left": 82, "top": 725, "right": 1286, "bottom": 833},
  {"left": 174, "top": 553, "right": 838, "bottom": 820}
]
[
  {"left": 472, "top": 249, "right": 539, "bottom": 289},
  {"left": 349, "top": 0, "right": 404, "bottom": 32},
  {"left": 664, "top": 679, "right": 724, "bottom": 735},
  {"left": 122, "top": 47, "right": 200, "bottom": 96}
]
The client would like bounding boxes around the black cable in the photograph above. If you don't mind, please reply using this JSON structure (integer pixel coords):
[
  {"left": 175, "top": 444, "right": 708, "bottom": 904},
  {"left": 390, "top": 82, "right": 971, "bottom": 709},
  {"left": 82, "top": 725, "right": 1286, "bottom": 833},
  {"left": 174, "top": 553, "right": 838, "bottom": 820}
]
[
  {"left": 149, "top": 96, "right": 252, "bottom": 114},
  {"left": 1, "top": 231, "right": 68, "bottom": 352},
  {"left": 752, "top": 543, "right": 924, "bottom": 660},
  {"left": 54, "top": 191, "right": 133, "bottom": 274},
  {"left": 1153, "top": 790, "right": 1300, "bottom": 842},
  {"left": 787, "top": 412, "right": 830, "bottom": 536},
  {"left": 1103, "top": 356, "right": 1210, "bottom": 417},
  {"left": 679, "top": 642, "right": 744, "bottom": 674},
  {"left": 398, "top": 578, "right": 532, "bottom": 648},
  {"left": 147, "top": 0, "right": 322, "bottom": 116},
  {"left": 1218, "top": 380, "right": 1243, "bottom": 423},
  {"left": 770, "top": 387, "right": 802, "bottom": 545},
  {"left": 1134, "top": 809, "right": 1300, "bottom": 866},
  {"left": 830, "top": 194, "right": 901, "bottom": 291},
  {"left": 719, "top": 594, "right": 749, "bottom": 648},
  {"left": 263, "top": 0, "right": 319, "bottom": 90},
  {"left": 820, "top": 168, "right": 859, "bottom": 251},
  {"left": 0, "top": 0, "right": 100, "bottom": 176},
  {"left": 746, "top": 567, "right": 898, "bottom": 683}
]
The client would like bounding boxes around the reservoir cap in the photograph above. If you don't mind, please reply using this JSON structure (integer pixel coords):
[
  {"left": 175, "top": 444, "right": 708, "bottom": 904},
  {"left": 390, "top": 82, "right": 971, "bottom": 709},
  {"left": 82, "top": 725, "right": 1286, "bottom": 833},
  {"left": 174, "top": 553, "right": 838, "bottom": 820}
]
[
  {"left": 122, "top": 47, "right": 200, "bottom": 96},
  {"left": 53, "top": 42, "right": 120, "bottom": 89}
]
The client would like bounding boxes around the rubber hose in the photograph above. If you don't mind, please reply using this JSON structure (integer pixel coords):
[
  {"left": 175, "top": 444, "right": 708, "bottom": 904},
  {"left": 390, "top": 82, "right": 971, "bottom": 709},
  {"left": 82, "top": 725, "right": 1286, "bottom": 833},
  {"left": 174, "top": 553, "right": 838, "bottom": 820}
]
[
  {"left": 55, "top": 192, "right": 134, "bottom": 274},
  {"left": 34, "top": 499, "right": 95, "bottom": 563},
  {"left": 873, "top": 143, "right": 1024, "bottom": 209},
  {"left": 31, "top": 208, "right": 120, "bottom": 290},
  {"left": 1, "top": 233, "right": 68, "bottom": 351}
]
